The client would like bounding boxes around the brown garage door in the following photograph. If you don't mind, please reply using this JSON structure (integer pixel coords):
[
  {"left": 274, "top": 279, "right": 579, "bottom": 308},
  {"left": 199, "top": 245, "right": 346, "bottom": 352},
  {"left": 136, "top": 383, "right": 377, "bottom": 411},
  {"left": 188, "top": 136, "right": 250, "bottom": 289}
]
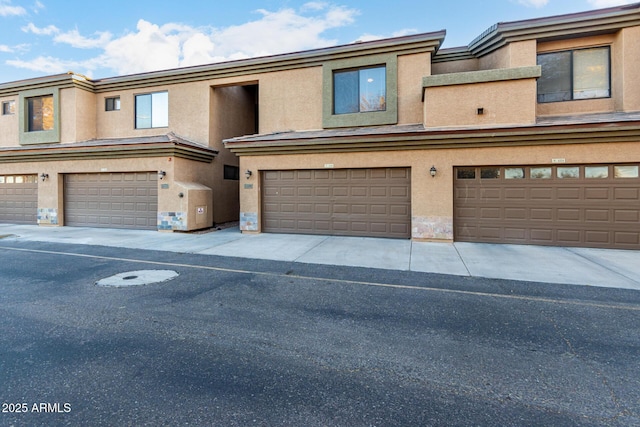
[
  {"left": 64, "top": 172, "right": 158, "bottom": 230},
  {"left": 262, "top": 168, "right": 411, "bottom": 238},
  {"left": 0, "top": 174, "right": 37, "bottom": 224},
  {"left": 454, "top": 164, "right": 640, "bottom": 249}
]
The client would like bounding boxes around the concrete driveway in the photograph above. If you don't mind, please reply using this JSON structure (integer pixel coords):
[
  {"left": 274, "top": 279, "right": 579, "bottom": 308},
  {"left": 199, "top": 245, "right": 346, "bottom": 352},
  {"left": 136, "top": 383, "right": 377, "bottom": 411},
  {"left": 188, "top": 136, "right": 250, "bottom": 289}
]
[{"left": 1, "top": 224, "right": 639, "bottom": 290}]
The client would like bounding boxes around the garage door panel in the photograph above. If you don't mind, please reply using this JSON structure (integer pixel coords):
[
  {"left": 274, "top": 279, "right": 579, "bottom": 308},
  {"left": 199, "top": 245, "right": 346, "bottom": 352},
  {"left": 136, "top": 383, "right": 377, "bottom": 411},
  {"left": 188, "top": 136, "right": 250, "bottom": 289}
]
[
  {"left": 557, "top": 230, "right": 581, "bottom": 243},
  {"left": 65, "top": 172, "right": 157, "bottom": 230},
  {"left": 615, "top": 232, "right": 639, "bottom": 245},
  {"left": 557, "top": 188, "right": 581, "bottom": 199},
  {"left": 262, "top": 168, "right": 410, "bottom": 238},
  {"left": 530, "top": 229, "right": 553, "bottom": 242},
  {"left": 505, "top": 228, "right": 526, "bottom": 240},
  {"left": 0, "top": 176, "right": 37, "bottom": 224},
  {"left": 614, "top": 188, "right": 639, "bottom": 200},
  {"left": 585, "top": 188, "right": 609, "bottom": 199},
  {"left": 455, "top": 165, "right": 640, "bottom": 249},
  {"left": 558, "top": 209, "right": 581, "bottom": 221},
  {"left": 615, "top": 210, "right": 638, "bottom": 222},
  {"left": 479, "top": 227, "right": 501, "bottom": 239},
  {"left": 586, "top": 209, "right": 609, "bottom": 221}
]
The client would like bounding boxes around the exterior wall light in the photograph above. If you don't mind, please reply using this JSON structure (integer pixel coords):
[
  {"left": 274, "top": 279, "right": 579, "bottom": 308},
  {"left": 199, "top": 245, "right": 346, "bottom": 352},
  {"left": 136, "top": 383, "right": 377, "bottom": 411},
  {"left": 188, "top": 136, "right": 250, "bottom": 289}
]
[
  {"left": 40, "top": 173, "right": 49, "bottom": 181},
  {"left": 158, "top": 170, "right": 166, "bottom": 180},
  {"left": 245, "top": 170, "right": 253, "bottom": 179},
  {"left": 430, "top": 166, "right": 437, "bottom": 177}
]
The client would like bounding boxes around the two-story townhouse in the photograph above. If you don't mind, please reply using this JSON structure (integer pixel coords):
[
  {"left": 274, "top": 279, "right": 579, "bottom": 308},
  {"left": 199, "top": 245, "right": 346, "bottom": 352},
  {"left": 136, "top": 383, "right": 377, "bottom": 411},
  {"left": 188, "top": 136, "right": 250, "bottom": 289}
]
[
  {"left": 225, "top": 3, "right": 640, "bottom": 250},
  {"left": 1, "top": 3, "right": 639, "bottom": 250}
]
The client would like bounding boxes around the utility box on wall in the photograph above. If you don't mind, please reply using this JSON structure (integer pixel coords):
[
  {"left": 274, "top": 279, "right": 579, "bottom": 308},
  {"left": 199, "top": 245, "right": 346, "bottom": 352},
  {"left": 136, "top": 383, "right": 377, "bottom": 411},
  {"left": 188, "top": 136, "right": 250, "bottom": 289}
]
[{"left": 158, "top": 182, "right": 213, "bottom": 231}]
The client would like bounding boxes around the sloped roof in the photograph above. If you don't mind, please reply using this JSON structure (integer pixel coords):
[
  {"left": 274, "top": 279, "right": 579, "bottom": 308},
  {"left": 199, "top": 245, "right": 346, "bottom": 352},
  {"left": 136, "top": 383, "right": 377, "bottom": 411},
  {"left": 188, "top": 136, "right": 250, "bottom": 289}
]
[{"left": 0, "top": 133, "right": 218, "bottom": 163}]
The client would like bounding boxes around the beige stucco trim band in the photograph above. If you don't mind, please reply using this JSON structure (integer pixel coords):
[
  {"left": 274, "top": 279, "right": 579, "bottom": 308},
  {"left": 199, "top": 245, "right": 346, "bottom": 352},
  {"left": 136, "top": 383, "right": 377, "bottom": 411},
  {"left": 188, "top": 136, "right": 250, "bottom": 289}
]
[{"left": 422, "top": 66, "right": 541, "bottom": 88}]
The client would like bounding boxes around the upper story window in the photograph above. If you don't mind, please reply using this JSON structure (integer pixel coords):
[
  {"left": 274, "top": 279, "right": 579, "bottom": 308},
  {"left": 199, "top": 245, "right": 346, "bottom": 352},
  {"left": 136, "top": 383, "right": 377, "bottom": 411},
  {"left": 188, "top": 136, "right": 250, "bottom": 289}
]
[
  {"left": 334, "top": 66, "right": 386, "bottom": 114},
  {"left": 18, "top": 88, "right": 59, "bottom": 145},
  {"left": 105, "top": 96, "right": 120, "bottom": 111},
  {"left": 27, "top": 95, "right": 54, "bottom": 131},
  {"left": 135, "top": 91, "right": 168, "bottom": 129},
  {"left": 2, "top": 100, "right": 15, "bottom": 115},
  {"left": 322, "top": 53, "right": 398, "bottom": 128},
  {"left": 537, "top": 46, "right": 610, "bottom": 103}
]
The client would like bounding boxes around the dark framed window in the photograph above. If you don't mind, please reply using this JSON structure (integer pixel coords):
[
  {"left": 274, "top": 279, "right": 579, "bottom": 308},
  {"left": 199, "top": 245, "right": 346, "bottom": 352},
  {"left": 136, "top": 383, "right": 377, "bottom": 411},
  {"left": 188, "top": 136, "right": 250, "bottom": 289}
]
[
  {"left": 322, "top": 53, "right": 398, "bottom": 128},
  {"left": 27, "top": 95, "right": 54, "bottom": 132},
  {"left": 135, "top": 91, "right": 168, "bottom": 129},
  {"left": 333, "top": 66, "right": 386, "bottom": 114},
  {"left": 105, "top": 96, "right": 120, "bottom": 111},
  {"left": 537, "top": 46, "right": 610, "bottom": 103},
  {"left": 224, "top": 165, "right": 240, "bottom": 180},
  {"left": 2, "top": 100, "right": 15, "bottom": 115}
]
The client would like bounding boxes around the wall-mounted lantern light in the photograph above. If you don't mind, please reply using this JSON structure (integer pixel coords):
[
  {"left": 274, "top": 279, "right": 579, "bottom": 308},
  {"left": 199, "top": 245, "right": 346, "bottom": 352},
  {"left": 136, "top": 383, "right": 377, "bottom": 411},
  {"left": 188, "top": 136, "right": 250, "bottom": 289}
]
[
  {"left": 158, "top": 170, "right": 166, "bottom": 180},
  {"left": 245, "top": 170, "right": 253, "bottom": 179},
  {"left": 40, "top": 173, "right": 49, "bottom": 181},
  {"left": 430, "top": 166, "right": 437, "bottom": 178}
]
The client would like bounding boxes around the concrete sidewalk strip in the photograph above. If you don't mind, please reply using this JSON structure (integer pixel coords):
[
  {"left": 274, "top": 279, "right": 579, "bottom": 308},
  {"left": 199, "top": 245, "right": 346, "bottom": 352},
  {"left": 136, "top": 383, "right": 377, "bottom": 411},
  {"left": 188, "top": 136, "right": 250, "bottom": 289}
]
[
  {"left": 410, "top": 242, "right": 470, "bottom": 276},
  {"left": 295, "top": 236, "right": 411, "bottom": 270},
  {"left": 567, "top": 247, "right": 640, "bottom": 287},
  {"left": 1, "top": 224, "right": 639, "bottom": 290},
  {"left": 197, "top": 232, "right": 329, "bottom": 261},
  {"left": 454, "top": 242, "right": 640, "bottom": 289}
]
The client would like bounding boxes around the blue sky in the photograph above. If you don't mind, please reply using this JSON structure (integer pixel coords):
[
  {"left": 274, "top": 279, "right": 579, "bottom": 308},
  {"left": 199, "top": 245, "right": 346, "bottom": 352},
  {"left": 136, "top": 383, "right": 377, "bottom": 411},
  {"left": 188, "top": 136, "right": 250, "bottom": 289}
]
[{"left": 0, "top": 0, "right": 635, "bottom": 83}]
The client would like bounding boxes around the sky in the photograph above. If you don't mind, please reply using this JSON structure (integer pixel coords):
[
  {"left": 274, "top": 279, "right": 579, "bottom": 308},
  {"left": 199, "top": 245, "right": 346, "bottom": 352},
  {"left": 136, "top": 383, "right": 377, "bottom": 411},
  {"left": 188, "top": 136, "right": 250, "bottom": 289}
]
[{"left": 0, "top": 0, "right": 636, "bottom": 83}]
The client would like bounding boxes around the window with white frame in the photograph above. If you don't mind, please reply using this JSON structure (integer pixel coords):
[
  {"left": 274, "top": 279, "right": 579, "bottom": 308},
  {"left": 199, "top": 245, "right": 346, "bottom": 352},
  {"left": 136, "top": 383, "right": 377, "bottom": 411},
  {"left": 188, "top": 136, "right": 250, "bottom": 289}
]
[
  {"left": 537, "top": 46, "right": 610, "bottom": 103},
  {"left": 135, "top": 91, "right": 168, "bottom": 129}
]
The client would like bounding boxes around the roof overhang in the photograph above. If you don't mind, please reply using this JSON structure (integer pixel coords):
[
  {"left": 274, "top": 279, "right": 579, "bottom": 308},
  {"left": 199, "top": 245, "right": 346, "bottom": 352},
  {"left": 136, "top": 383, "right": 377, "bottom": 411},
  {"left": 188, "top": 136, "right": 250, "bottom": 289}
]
[
  {"left": 0, "top": 133, "right": 218, "bottom": 163},
  {"left": 468, "top": 2, "right": 640, "bottom": 58},
  {"left": 224, "top": 113, "right": 640, "bottom": 156}
]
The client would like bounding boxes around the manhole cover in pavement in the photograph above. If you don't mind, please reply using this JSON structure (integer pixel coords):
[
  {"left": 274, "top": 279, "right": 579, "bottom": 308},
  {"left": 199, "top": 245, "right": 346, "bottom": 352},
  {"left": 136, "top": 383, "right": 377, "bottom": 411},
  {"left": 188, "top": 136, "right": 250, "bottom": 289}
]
[{"left": 96, "top": 270, "right": 179, "bottom": 287}]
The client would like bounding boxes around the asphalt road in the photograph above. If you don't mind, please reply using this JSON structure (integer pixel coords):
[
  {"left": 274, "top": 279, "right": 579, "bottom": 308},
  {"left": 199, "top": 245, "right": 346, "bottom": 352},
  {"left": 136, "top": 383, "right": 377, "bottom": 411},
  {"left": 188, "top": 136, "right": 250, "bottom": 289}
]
[{"left": 0, "top": 240, "right": 639, "bottom": 427}]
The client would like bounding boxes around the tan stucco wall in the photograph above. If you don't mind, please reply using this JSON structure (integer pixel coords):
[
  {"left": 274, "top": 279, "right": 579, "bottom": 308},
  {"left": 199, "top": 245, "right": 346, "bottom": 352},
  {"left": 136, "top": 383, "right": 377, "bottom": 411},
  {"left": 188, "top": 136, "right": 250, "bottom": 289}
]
[
  {"left": 258, "top": 67, "right": 323, "bottom": 134},
  {"left": 398, "top": 52, "right": 431, "bottom": 124},
  {"left": 237, "top": 139, "right": 640, "bottom": 240},
  {"left": 96, "top": 83, "right": 210, "bottom": 144},
  {"left": 479, "top": 45, "right": 511, "bottom": 70},
  {"left": 0, "top": 96, "right": 18, "bottom": 147},
  {"left": 432, "top": 58, "right": 479, "bottom": 75},
  {"left": 424, "top": 79, "right": 537, "bottom": 128},
  {"left": 616, "top": 26, "right": 640, "bottom": 112}
]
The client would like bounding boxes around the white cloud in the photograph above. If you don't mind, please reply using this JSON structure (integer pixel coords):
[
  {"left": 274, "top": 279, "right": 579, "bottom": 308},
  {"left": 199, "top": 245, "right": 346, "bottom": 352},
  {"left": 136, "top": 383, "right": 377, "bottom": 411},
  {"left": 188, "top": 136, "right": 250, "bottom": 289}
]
[
  {"left": 22, "top": 22, "right": 59, "bottom": 35},
  {"left": 353, "top": 29, "right": 417, "bottom": 43},
  {"left": 0, "top": 44, "right": 12, "bottom": 52},
  {"left": 587, "top": 0, "right": 636, "bottom": 7},
  {"left": 99, "top": 19, "right": 183, "bottom": 74},
  {"left": 0, "top": 1, "right": 26, "bottom": 16},
  {"left": 6, "top": 55, "right": 80, "bottom": 74},
  {"left": 9, "top": 3, "right": 361, "bottom": 78},
  {"left": 517, "top": 0, "right": 549, "bottom": 7},
  {"left": 54, "top": 29, "right": 112, "bottom": 49},
  {"left": 32, "top": 0, "right": 44, "bottom": 13}
]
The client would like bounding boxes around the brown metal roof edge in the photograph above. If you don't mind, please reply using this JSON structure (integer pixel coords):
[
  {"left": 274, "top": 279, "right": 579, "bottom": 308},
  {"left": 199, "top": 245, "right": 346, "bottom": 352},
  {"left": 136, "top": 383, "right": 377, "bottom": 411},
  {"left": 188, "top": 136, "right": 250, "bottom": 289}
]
[
  {"left": 224, "top": 119, "right": 640, "bottom": 155},
  {"left": 468, "top": 2, "right": 640, "bottom": 57},
  {"left": 0, "top": 133, "right": 218, "bottom": 163}
]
